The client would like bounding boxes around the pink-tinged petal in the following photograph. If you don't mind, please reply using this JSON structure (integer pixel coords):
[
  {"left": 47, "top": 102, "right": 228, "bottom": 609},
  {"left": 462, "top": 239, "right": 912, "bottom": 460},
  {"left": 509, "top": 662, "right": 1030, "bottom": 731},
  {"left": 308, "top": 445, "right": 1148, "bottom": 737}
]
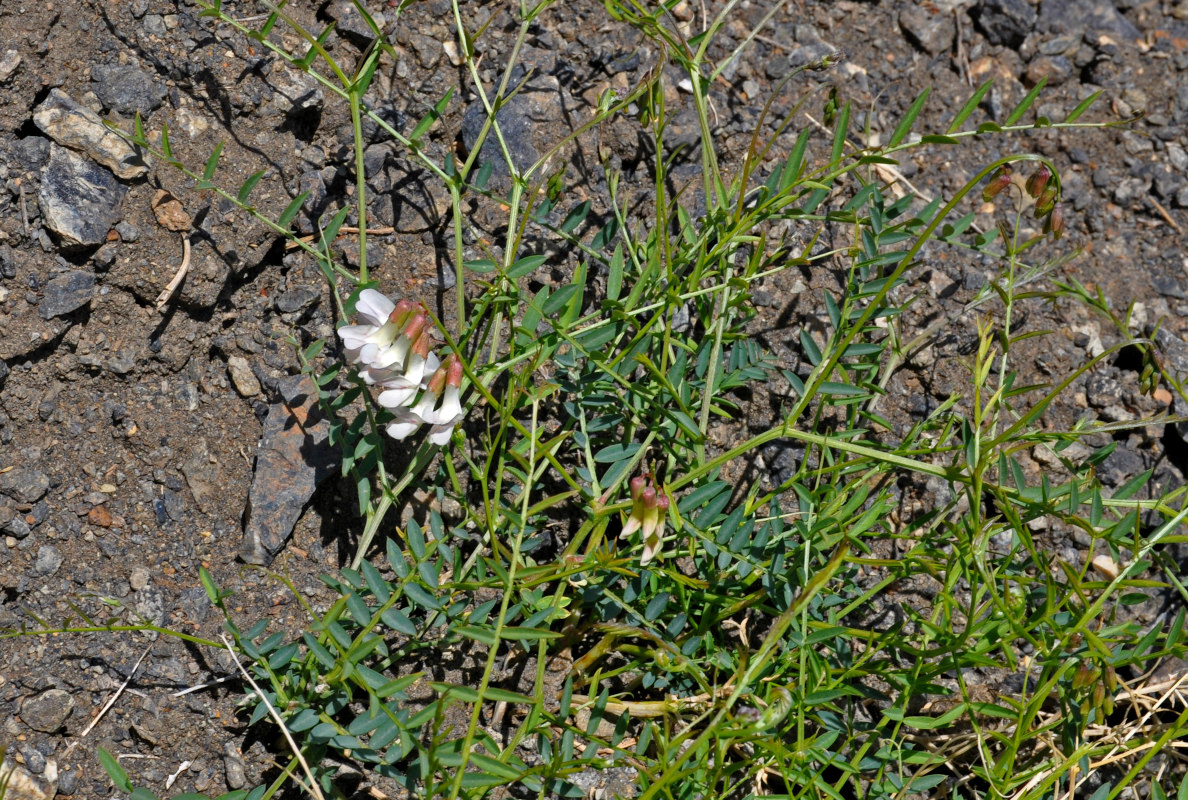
[
  {"left": 355, "top": 289, "right": 395, "bottom": 325},
  {"left": 619, "top": 514, "right": 642, "bottom": 539}
]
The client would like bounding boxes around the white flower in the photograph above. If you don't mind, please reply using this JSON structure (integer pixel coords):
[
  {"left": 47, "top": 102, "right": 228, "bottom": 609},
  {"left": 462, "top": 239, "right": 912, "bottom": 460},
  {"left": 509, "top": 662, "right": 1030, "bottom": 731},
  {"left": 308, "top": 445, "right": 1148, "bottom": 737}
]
[
  {"left": 337, "top": 290, "right": 413, "bottom": 370},
  {"left": 383, "top": 355, "right": 465, "bottom": 445}
]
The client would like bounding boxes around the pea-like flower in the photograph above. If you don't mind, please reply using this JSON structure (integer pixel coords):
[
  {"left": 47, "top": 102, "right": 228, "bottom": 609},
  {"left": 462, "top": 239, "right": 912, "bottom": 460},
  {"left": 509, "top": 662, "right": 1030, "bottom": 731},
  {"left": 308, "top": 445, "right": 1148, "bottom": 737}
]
[
  {"left": 619, "top": 475, "right": 670, "bottom": 566},
  {"left": 384, "top": 354, "right": 465, "bottom": 445},
  {"left": 338, "top": 289, "right": 467, "bottom": 445}
]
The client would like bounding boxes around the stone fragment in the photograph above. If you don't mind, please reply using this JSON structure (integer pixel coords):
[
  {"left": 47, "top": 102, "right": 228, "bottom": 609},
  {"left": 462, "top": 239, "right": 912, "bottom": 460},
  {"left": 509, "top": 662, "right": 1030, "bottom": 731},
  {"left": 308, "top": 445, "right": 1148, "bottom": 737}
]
[
  {"left": 973, "top": 0, "right": 1036, "bottom": 47},
  {"left": 91, "top": 63, "right": 167, "bottom": 115},
  {"left": 325, "top": 0, "right": 386, "bottom": 45},
  {"left": 33, "top": 89, "right": 149, "bottom": 179},
  {"left": 33, "top": 545, "right": 63, "bottom": 577},
  {"left": 275, "top": 287, "right": 319, "bottom": 313},
  {"left": 182, "top": 441, "right": 223, "bottom": 515},
  {"left": 0, "top": 754, "right": 56, "bottom": 800},
  {"left": 87, "top": 504, "right": 113, "bottom": 527},
  {"left": 1037, "top": 0, "right": 1142, "bottom": 41},
  {"left": 151, "top": 189, "right": 191, "bottom": 231},
  {"left": 227, "top": 356, "right": 261, "bottom": 397},
  {"left": 240, "top": 374, "right": 339, "bottom": 565},
  {"left": 223, "top": 743, "right": 247, "bottom": 790},
  {"left": 20, "top": 688, "right": 74, "bottom": 732},
  {"left": 38, "top": 270, "right": 95, "bottom": 319},
  {"left": 264, "top": 66, "right": 323, "bottom": 116},
  {"left": 0, "top": 468, "right": 49, "bottom": 503},
  {"left": 899, "top": 4, "right": 955, "bottom": 54},
  {"left": 0, "top": 50, "right": 21, "bottom": 83},
  {"left": 39, "top": 144, "right": 127, "bottom": 246},
  {"left": 1025, "top": 55, "right": 1072, "bottom": 86}
]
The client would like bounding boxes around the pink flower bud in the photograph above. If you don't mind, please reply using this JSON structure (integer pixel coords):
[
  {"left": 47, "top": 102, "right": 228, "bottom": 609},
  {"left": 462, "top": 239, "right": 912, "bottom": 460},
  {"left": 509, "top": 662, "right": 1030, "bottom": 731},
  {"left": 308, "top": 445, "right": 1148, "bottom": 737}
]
[
  {"left": 1025, "top": 164, "right": 1051, "bottom": 198},
  {"left": 982, "top": 168, "right": 1012, "bottom": 202},
  {"left": 1043, "top": 202, "right": 1065, "bottom": 239},
  {"left": 1033, "top": 186, "right": 1057, "bottom": 218}
]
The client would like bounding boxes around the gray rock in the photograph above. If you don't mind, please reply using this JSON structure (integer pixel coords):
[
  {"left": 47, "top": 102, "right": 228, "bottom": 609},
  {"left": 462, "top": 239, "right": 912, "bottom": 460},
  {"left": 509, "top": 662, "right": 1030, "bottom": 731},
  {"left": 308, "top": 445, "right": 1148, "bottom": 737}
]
[
  {"left": 900, "top": 5, "right": 956, "bottom": 54},
  {"left": 20, "top": 688, "right": 74, "bottom": 732},
  {"left": 1025, "top": 55, "right": 1072, "bottom": 86},
  {"left": 275, "top": 287, "right": 319, "bottom": 313},
  {"left": 227, "top": 356, "right": 261, "bottom": 397},
  {"left": 34, "top": 89, "right": 149, "bottom": 180},
  {"left": 5, "top": 515, "right": 31, "bottom": 539},
  {"left": 240, "top": 374, "right": 339, "bottom": 565},
  {"left": 0, "top": 49, "right": 20, "bottom": 83},
  {"left": 0, "top": 243, "right": 15, "bottom": 278},
  {"left": 114, "top": 221, "right": 140, "bottom": 241},
  {"left": 91, "top": 63, "right": 168, "bottom": 115},
  {"left": 0, "top": 358, "right": 7, "bottom": 390},
  {"left": 0, "top": 467, "right": 50, "bottom": 503},
  {"left": 325, "top": 0, "right": 387, "bottom": 45},
  {"left": 1037, "top": 0, "right": 1142, "bottom": 41},
  {"left": 264, "top": 66, "right": 323, "bottom": 116},
  {"left": 460, "top": 78, "right": 560, "bottom": 184},
  {"left": 39, "top": 270, "right": 95, "bottom": 319},
  {"left": 33, "top": 545, "right": 63, "bottom": 577},
  {"left": 224, "top": 743, "right": 247, "bottom": 790},
  {"left": 12, "top": 136, "right": 50, "bottom": 172},
  {"left": 39, "top": 144, "right": 127, "bottom": 246},
  {"left": 974, "top": 0, "right": 1036, "bottom": 47}
]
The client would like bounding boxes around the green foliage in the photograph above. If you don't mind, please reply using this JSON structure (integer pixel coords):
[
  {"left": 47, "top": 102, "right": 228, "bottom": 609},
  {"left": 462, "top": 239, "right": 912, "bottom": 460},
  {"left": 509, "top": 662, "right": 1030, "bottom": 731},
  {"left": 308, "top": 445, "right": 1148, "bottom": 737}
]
[{"left": 36, "top": 1, "right": 1188, "bottom": 799}]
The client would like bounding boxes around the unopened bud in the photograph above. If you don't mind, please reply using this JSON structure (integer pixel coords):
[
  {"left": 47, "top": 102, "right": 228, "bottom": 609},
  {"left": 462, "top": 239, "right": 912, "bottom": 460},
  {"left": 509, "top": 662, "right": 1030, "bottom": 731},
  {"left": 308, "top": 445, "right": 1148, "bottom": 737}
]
[
  {"left": 629, "top": 476, "right": 647, "bottom": 502},
  {"left": 1073, "top": 662, "right": 1095, "bottom": 691},
  {"left": 982, "top": 168, "right": 1012, "bottom": 202},
  {"left": 1033, "top": 186, "right": 1057, "bottom": 218},
  {"left": 445, "top": 354, "right": 463, "bottom": 388},
  {"left": 1025, "top": 164, "right": 1051, "bottom": 198},
  {"left": 1043, "top": 202, "right": 1065, "bottom": 239}
]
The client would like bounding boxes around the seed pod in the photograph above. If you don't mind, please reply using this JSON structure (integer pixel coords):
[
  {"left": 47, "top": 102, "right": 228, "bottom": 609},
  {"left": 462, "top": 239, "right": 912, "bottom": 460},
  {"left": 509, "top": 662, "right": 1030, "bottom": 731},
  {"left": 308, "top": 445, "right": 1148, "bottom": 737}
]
[
  {"left": 1043, "top": 202, "right": 1065, "bottom": 239},
  {"left": 1033, "top": 186, "right": 1058, "bottom": 218},
  {"left": 1026, "top": 164, "right": 1052, "bottom": 198},
  {"left": 1073, "top": 662, "right": 1095, "bottom": 691},
  {"left": 982, "top": 168, "right": 1012, "bottom": 202}
]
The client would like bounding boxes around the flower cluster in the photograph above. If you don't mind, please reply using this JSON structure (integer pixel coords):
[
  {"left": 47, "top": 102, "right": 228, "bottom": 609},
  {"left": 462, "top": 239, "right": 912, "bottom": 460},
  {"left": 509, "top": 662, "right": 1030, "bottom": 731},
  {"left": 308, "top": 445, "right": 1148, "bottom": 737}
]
[
  {"left": 983, "top": 163, "right": 1066, "bottom": 240},
  {"left": 619, "top": 475, "right": 670, "bottom": 566},
  {"left": 338, "top": 289, "right": 465, "bottom": 445}
]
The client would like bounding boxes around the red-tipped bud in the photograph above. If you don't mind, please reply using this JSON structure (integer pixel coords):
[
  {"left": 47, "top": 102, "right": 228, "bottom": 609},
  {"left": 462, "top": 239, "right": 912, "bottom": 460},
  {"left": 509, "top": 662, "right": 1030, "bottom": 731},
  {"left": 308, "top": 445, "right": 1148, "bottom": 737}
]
[
  {"left": 655, "top": 491, "right": 669, "bottom": 512},
  {"left": 401, "top": 311, "right": 427, "bottom": 342},
  {"left": 388, "top": 299, "right": 417, "bottom": 328},
  {"left": 1043, "top": 202, "right": 1065, "bottom": 239},
  {"left": 982, "top": 168, "right": 1012, "bottom": 202},
  {"left": 425, "top": 361, "right": 447, "bottom": 395},
  {"left": 639, "top": 487, "right": 657, "bottom": 509},
  {"left": 445, "top": 354, "right": 463, "bottom": 388},
  {"left": 1025, "top": 164, "right": 1051, "bottom": 198},
  {"left": 1033, "top": 186, "right": 1058, "bottom": 218},
  {"left": 629, "top": 475, "right": 647, "bottom": 502}
]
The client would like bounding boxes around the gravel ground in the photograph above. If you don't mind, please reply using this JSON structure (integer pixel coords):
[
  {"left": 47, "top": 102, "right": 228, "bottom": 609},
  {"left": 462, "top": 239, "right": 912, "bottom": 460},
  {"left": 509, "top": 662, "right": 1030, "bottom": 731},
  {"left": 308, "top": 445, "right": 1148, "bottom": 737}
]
[{"left": 1, "top": 0, "right": 1188, "bottom": 797}]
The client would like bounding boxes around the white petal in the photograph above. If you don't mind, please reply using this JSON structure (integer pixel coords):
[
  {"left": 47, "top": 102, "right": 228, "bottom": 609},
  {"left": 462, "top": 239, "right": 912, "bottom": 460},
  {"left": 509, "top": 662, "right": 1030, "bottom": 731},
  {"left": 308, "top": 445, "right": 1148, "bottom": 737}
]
[
  {"left": 435, "top": 385, "right": 463, "bottom": 424},
  {"left": 356, "top": 289, "right": 395, "bottom": 325},
  {"left": 377, "top": 384, "right": 418, "bottom": 409},
  {"left": 403, "top": 352, "right": 431, "bottom": 386},
  {"left": 385, "top": 412, "right": 423, "bottom": 440},
  {"left": 427, "top": 421, "right": 456, "bottom": 446}
]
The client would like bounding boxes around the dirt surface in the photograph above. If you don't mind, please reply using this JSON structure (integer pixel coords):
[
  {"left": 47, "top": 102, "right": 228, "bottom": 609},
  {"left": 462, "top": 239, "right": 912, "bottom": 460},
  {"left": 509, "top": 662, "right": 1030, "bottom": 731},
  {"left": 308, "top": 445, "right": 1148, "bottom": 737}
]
[{"left": 1, "top": 0, "right": 1188, "bottom": 797}]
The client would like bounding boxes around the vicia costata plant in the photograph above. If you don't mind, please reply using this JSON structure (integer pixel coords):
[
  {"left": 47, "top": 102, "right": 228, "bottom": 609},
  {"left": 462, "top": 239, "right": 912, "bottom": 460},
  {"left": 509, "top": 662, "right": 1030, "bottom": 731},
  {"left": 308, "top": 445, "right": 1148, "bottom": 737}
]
[{"left": 338, "top": 289, "right": 465, "bottom": 446}]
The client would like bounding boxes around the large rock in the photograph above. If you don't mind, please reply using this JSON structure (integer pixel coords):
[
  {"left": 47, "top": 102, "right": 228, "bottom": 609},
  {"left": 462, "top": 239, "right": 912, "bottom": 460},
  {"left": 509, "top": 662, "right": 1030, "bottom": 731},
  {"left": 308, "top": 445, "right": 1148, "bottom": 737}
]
[
  {"left": 0, "top": 467, "right": 49, "bottom": 503},
  {"left": 91, "top": 63, "right": 167, "bottom": 115},
  {"left": 39, "top": 144, "right": 126, "bottom": 247},
  {"left": 39, "top": 269, "right": 95, "bottom": 319},
  {"left": 973, "top": 0, "right": 1036, "bottom": 47},
  {"left": 34, "top": 89, "right": 149, "bottom": 180},
  {"left": 1037, "top": 0, "right": 1142, "bottom": 41},
  {"left": 20, "top": 688, "right": 74, "bottom": 733},
  {"left": 239, "top": 374, "right": 339, "bottom": 565}
]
